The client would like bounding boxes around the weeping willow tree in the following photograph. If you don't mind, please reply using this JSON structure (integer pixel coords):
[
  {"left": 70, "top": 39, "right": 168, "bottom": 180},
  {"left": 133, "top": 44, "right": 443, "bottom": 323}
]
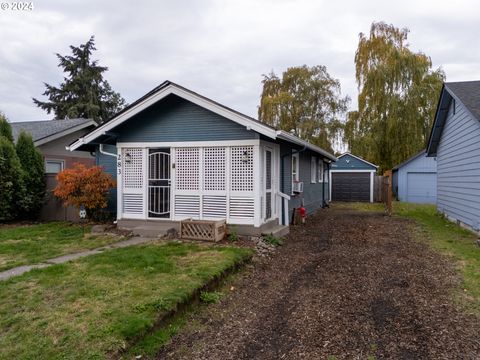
[
  {"left": 344, "top": 22, "right": 445, "bottom": 172},
  {"left": 258, "top": 65, "right": 349, "bottom": 153}
]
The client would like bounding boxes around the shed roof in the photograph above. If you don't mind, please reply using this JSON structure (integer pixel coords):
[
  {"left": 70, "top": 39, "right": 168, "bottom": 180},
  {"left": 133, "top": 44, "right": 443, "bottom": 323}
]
[
  {"left": 427, "top": 81, "right": 480, "bottom": 156},
  {"left": 11, "top": 118, "right": 96, "bottom": 146},
  {"left": 392, "top": 150, "right": 427, "bottom": 171}
]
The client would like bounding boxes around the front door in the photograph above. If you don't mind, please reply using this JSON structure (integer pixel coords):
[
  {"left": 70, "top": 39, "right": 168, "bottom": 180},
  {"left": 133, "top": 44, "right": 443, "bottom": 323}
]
[
  {"left": 264, "top": 148, "right": 273, "bottom": 220},
  {"left": 148, "top": 149, "right": 171, "bottom": 218}
]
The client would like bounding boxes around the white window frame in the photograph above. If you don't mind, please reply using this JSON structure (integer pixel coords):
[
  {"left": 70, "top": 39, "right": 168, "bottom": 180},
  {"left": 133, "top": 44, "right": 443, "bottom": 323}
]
[
  {"left": 317, "top": 159, "right": 324, "bottom": 182},
  {"left": 45, "top": 159, "right": 65, "bottom": 174},
  {"left": 311, "top": 156, "right": 317, "bottom": 183},
  {"left": 291, "top": 152, "right": 299, "bottom": 194}
]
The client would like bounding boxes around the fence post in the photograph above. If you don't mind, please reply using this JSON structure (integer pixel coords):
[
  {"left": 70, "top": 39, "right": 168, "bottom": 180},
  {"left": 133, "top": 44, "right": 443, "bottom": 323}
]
[{"left": 383, "top": 170, "right": 393, "bottom": 215}]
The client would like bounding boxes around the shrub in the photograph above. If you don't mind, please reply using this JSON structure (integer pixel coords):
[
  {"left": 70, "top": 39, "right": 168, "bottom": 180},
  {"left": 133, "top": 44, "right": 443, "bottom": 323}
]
[
  {"left": 15, "top": 131, "right": 46, "bottom": 219},
  {"left": 0, "top": 113, "right": 13, "bottom": 142},
  {"left": 227, "top": 226, "right": 238, "bottom": 242},
  {"left": 0, "top": 136, "right": 23, "bottom": 221},
  {"left": 54, "top": 163, "right": 116, "bottom": 221}
]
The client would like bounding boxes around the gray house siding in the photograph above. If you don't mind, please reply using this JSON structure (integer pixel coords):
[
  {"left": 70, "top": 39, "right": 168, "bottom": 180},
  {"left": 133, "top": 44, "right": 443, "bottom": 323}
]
[
  {"left": 395, "top": 154, "right": 437, "bottom": 203},
  {"left": 437, "top": 99, "right": 480, "bottom": 230},
  {"left": 116, "top": 95, "right": 258, "bottom": 143},
  {"left": 96, "top": 144, "right": 118, "bottom": 213}
]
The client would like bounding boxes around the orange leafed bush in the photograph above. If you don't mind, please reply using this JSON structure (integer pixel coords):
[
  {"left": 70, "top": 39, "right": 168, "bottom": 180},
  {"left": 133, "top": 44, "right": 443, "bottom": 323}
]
[{"left": 54, "top": 163, "right": 116, "bottom": 215}]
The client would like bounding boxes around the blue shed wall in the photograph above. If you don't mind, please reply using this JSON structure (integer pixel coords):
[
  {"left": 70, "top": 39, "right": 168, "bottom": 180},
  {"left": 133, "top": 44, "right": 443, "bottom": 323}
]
[
  {"left": 331, "top": 153, "right": 376, "bottom": 170},
  {"left": 396, "top": 154, "right": 437, "bottom": 203},
  {"left": 96, "top": 144, "right": 118, "bottom": 213},
  {"left": 436, "top": 97, "right": 480, "bottom": 230},
  {"left": 116, "top": 95, "right": 257, "bottom": 143}
]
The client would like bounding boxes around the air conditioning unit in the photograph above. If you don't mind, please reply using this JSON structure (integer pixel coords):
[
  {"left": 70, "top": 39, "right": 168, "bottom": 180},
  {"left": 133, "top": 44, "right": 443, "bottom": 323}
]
[{"left": 292, "top": 181, "right": 304, "bottom": 193}]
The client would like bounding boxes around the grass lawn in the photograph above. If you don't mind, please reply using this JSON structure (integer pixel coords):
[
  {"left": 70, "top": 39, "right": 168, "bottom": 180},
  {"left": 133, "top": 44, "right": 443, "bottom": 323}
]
[
  {"left": 0, "top": 222, "right": 124, "bottom": 271},
  {"left": 0, "top": 241, "right": 253, "bottom": 359},
  {"left": 340, "top": 202, "right": 480, "bottom": 314}
]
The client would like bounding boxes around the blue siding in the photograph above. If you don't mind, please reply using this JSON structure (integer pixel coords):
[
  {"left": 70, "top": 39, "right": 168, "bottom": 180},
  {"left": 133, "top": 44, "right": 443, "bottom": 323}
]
[
  {"left": 96, "top": 144, "right": 117, "bottom": 213},
  {"left": 331, "top": 153, "right": 377, "bottom": 170},
  {"left": 437, "top": 98, "right": 480, "bottom": 230},
  {"left": 117, "top": 95, "right": 257, "bottom": 143},
  {"left": 396, "top": 154, "right": 437, "bottom": 204},
  {"left": 280, "top": 142, "right": 327, "bottom": 219}
]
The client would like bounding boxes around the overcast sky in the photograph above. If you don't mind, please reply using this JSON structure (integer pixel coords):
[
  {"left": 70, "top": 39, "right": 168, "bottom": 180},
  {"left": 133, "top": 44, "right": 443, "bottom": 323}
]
[{"left": 1, "top": 0, "right": 479, "bottom": 123}]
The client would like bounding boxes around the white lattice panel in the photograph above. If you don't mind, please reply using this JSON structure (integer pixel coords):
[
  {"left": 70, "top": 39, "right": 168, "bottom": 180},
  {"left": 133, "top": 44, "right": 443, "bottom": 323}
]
[
  {"left": 123, "top": 194, "right": 143, "bottom": 214},
  {"left": 123, "top": 148, "right": 143, "bottom": 189},
  {"left": 174, "top": 195, "right": 200, "bottom": 218},
  {"left": 175, "top": 148, "right": 200, "bottom": 190},
  {"left": 203, "top": 195, "right": 227, "bottom": 218},
  {"left": 231, "top": 146, "right": 254, "bottom": 191},
  {"left": 229, "top": 197, "right": 255, "bottom": 218},
  {"left": 204, "top": 147, "right": 226, "bottom": 191}
]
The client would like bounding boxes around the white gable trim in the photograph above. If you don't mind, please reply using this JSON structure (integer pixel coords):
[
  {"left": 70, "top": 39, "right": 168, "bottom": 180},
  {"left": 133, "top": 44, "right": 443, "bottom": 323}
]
[
  {"left": 35, "top": 120, "right": 96, "bottom": 147},
  {"left": 337, "top": 152, "right": 378, "bottom": 169},
  {"left": 68, "top": 84, "right": 277, "bottom": 151}
]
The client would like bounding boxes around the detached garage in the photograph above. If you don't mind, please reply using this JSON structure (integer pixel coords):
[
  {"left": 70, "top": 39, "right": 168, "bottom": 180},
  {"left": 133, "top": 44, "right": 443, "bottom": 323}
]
[
  {"left": 329, "top": 153, "right": 378, "bottom": 203},
  {"left": 392, "top": 150, "right": 437, "bottom": 204}
]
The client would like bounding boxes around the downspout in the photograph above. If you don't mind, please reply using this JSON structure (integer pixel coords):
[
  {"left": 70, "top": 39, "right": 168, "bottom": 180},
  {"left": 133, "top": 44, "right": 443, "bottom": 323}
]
[{"left": 99, "top": 144, "right": 117, "bottom": 158}]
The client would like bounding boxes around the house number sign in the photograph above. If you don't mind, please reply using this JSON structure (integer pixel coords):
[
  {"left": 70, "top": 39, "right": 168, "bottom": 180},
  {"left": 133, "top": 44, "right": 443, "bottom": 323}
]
[{"left": 117, "top": 154, "right": 122, "bottom": 175}]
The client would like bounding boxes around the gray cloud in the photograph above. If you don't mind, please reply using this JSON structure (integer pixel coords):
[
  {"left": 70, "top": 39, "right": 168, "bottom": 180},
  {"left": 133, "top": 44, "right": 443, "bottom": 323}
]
[{"left": 1, "top": 0, "right": 479, "bottom": 122}]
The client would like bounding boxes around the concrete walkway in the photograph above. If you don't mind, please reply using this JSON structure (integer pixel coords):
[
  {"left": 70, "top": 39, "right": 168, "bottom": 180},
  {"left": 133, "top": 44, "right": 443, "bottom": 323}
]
[{"left": 0, "top": 236, "right": 156, "bottom": 281}]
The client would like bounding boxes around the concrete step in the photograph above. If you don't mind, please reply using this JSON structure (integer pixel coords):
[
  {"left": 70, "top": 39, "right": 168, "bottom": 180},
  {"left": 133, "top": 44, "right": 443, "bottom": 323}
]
[
  {"left": 131, "top": 224, "right": 177, "bottom": 238},
  {"left": 261, "top": 225, "right": 289, "bottom": 238}
]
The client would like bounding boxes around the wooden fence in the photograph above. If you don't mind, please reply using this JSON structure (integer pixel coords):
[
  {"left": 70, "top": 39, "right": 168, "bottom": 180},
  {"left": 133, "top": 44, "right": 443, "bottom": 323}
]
[
  {"left": 373, "top": 175, "right": 385, "bottom": 202},
  {"left": 373, "top": 172, "right": 393, "bottom": 215}
]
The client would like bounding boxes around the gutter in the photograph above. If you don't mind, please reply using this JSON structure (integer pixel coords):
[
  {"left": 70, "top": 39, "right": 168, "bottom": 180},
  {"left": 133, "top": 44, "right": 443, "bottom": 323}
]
[{"left": 99, "top": 144, "right": 117, "bottom": 158}]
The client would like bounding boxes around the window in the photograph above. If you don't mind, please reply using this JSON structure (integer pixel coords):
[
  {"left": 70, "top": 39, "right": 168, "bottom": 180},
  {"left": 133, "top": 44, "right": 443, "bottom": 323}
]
[
  {"left": 291, "top": 153, "right": 299, "bottom": 193},
  {"left": 311, "top": 156, "right": 317, "bottom": 183},
  {"left": 317, "top": 159, "right": 324, "bottom": 182},
  {"left": 45, "top": 159, "right": 64, "bottom": 174}
]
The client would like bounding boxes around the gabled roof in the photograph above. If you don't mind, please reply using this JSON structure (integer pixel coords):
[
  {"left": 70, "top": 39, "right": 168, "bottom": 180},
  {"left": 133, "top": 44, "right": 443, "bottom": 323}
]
[
  {"left": 336, "top": 152, "right": 378, "bottom": 169},
  {"left": 427, "top": 81, "right": 480, "bottom": 156},
  {"left": 392, "top": 150, "right": 427, "bottom": 171},
  {"left": 68, "top": 80, "right": 337, "bottom": 161},
  {"left": 11, "top": 118, "right": 96, "bottom": 146}
]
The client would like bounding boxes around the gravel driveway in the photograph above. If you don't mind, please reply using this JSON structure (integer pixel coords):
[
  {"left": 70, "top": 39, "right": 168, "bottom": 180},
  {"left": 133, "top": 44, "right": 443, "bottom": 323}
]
[{"left": 156, "top": 206, "right": 480, "bottom": 359}]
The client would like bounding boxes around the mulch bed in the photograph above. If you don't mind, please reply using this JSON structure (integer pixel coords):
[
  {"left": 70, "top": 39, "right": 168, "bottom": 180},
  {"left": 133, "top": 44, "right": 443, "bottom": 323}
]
[{"left": 155, "top": 206, "right": 480, "bottom": 359}]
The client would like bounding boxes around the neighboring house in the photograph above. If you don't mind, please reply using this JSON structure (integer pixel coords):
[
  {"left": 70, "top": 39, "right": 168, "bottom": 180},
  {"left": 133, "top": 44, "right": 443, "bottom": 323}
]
[
  {"left": 392, "top": 150, "right": 437, "bottom": 204},
  {"left": 11, "top": 118, "right": 96, "bottom": 221},
  {"left": 329, "top": 153, "right": 378, "bottom": 203},
  {"left": 427, "top": 80, "right": 480, "bottom": 231},
  {"left": 68, "top": 81, "right": 336, "bottom": 236}
]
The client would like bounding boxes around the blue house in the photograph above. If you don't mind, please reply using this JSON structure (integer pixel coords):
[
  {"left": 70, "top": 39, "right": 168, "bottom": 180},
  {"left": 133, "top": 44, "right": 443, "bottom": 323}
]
[
  {"left": 427, "top": 80, "right": 480, "bottom": 231},
  {"left": 69, "top": 81, "right": 336, "bottom": 236},
  {"left": 392, "top": 150, "right": 437, "bottom": 204},
  {"left": 329, "top": 153, "right": 378, "bottom": 202}
]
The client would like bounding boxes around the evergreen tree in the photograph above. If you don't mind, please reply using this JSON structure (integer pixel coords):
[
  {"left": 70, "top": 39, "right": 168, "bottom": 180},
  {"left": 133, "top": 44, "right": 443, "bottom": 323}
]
[
  {"left": 33, "top": 36, "right": 126, "bottom": 124},
  {"left": 16, "top": 131, "right": 46, "bottom": 219},
  {"left": 344, "top": 22, "right": 445, "bottom": 172},
  {"left": 258, "top": 65, "right": 349, "bottom": 153},
  {"left": 0, "top": 113, "right": 13, "bottom": 142},
  {"left": 0, "top": 136, "right": 23, "bottom": 222}
]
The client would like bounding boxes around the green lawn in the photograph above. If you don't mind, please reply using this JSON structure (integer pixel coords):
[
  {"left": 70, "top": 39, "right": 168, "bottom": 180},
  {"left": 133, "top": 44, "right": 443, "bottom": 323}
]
[
  {"left": 340, "top": 202, "right": 480, "bottom": 314},
  {"left": 0, "top": 222, "right": 124, "bottom": 271},
  {"left": 0, "top": 241, "right": 253, "bottom": 359}
]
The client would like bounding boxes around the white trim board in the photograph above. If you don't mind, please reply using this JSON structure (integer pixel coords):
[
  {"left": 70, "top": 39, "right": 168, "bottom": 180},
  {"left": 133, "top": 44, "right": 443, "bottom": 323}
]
[
  {"left": 330, "top": 169, "right": 376, "bottom": 173},
  {"left": 117, "top": 140, "right": 260, "bottom": 148}
]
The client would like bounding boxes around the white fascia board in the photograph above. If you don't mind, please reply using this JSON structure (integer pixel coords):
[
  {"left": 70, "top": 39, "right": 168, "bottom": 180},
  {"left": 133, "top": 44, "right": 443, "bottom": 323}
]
[
  {"left": 276, "top": 130, "right": 337, "bottom": 161},
  {"left": 337, "top": 152, "right": 379, "bottom": 169},
  {"left": 116, "top": 139, "right": 260, "bottom": 148},
  {"left": 69, "top": 84, "right": 277, "bottom": 151}
]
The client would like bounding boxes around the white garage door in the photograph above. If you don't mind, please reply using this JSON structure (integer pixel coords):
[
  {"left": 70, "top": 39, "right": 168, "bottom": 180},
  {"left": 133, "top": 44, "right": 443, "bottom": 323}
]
[{"left": 406, "top": 172, "right": 436, "bottom": 204}]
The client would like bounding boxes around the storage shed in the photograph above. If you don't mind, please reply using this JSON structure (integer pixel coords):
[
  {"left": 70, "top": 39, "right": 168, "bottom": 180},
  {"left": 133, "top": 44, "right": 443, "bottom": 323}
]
[
  {"left": 392, "top": 150, "right": 437, "bottom": 204},
  {"left": 329, "top": 153, "right": 377, "bottom": 202}
]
